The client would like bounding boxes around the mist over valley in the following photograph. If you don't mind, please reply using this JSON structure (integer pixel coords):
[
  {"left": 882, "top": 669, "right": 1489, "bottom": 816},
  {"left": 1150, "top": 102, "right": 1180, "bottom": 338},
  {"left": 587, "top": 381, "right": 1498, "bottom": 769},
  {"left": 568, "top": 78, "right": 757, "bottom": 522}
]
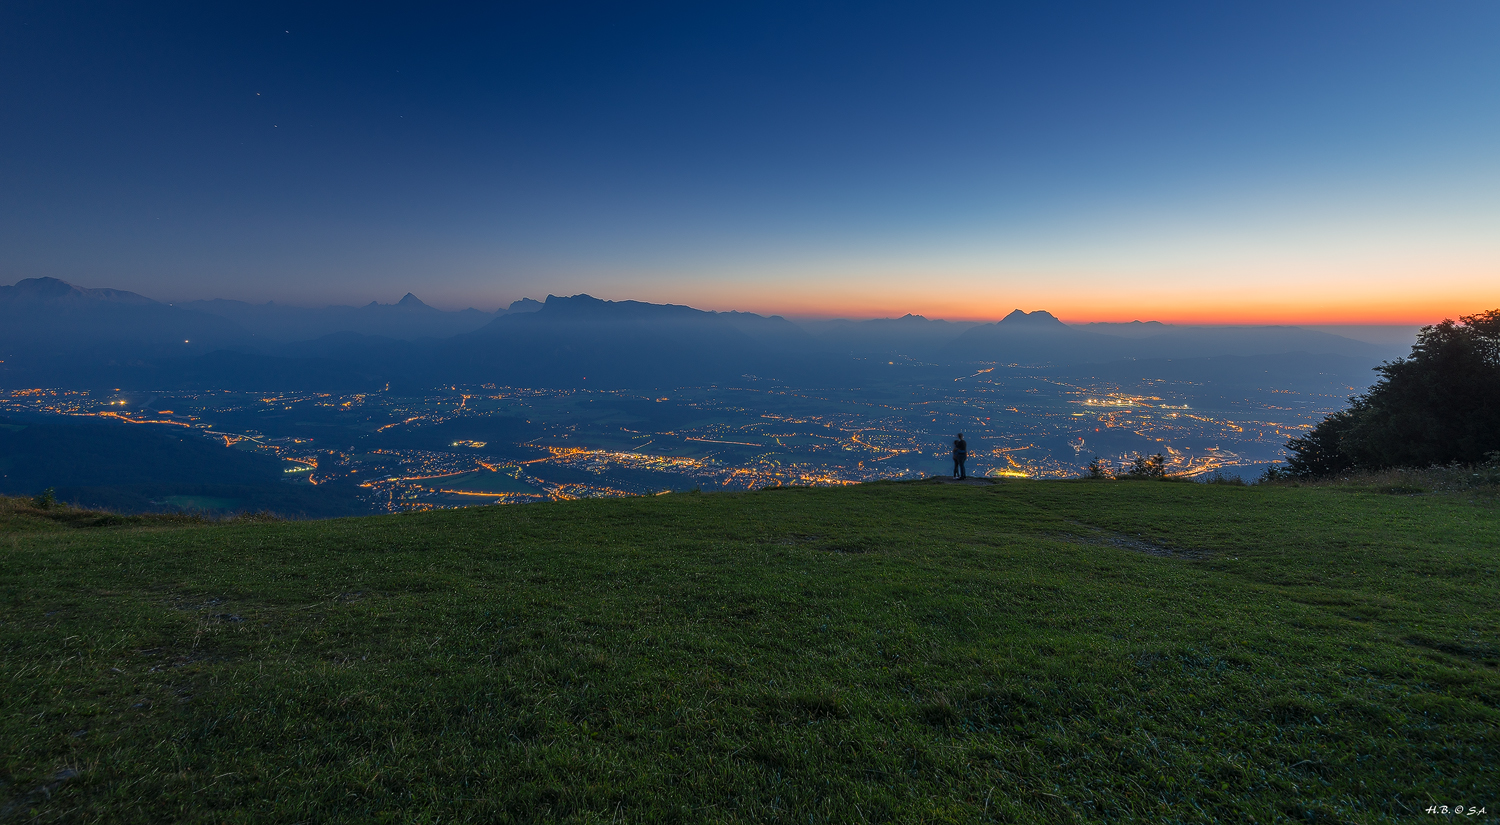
[{"left": 0, "top": 277, "right": 1406, "bottom": 515}]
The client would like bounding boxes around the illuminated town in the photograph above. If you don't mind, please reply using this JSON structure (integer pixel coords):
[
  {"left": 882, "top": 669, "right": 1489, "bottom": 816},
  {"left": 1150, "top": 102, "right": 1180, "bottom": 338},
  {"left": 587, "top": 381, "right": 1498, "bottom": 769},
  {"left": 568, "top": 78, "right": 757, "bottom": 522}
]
[{"left": 1, "top": 367, "right": 1354, "bottom": 513}]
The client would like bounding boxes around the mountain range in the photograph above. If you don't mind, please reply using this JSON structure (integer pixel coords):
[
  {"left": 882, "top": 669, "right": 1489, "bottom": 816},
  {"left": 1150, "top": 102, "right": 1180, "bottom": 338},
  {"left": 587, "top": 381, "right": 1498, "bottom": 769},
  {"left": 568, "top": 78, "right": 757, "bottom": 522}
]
[
  {"left": 183, "top": 294, "right": 543, "bottom": 342},
  {"left": 0, "top": 277, "right": 1404, "bottom": 391}
]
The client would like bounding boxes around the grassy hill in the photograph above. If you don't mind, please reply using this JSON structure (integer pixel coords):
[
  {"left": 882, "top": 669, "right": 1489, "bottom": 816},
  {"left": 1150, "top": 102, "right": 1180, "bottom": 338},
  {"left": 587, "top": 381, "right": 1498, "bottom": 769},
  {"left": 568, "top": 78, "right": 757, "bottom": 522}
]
[{"left": 1, "top": 480, "right": 1496, "bottom": 822}]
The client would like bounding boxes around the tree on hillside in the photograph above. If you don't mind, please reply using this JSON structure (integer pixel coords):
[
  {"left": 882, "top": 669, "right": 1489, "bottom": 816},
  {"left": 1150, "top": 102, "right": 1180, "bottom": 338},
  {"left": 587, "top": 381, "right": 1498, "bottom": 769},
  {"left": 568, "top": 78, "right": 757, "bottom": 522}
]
[
  {"left": 1122, "top": 453, "right": 1166, "bottom": 479},
  {"left": 1286, "top": 310, "right": 1500, "bottom": 476}
]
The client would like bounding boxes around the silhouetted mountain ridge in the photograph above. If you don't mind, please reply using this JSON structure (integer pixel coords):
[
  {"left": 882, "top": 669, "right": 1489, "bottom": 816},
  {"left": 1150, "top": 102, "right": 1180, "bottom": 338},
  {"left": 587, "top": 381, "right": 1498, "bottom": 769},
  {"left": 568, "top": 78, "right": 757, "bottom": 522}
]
[
  {"left": 998, "top": 309, "right": 1067, "bottom": 328},
  {"left": 0, "top": 277, "right": 253, "bottom": 356},
  {"left": 430, "top": 294, "right": 815, "bottom": 387},
  {"left": 1, "top": 277, "right": 1396, "bottom": 390},
  {"left": 944, "top": 312, "right": 1388, "bottom": 364},
  {"left": 1, "top": 276, "right": 158, "bottom": 305},
  {"left": 184, "top": 294, "right": 501, "bottom": 342}
]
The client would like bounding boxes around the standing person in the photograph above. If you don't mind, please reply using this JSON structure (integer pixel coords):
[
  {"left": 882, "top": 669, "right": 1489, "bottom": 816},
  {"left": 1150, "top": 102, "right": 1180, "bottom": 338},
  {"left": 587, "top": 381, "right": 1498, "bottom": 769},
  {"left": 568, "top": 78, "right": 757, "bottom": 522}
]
[{"left": 953, "top": 433, "right": 968, "bottom": 480}]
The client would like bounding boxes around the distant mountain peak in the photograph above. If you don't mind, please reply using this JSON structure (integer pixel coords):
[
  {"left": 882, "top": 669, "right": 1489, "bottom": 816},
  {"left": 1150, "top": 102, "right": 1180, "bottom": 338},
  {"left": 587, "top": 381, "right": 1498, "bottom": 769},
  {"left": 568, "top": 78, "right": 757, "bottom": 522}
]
[
  {"left": 544, "top": 293, "right": 607, "bottom": 307},
  {"left": 998, "top": 309, "right": 1065, "bottom": 327},
  {"left": 10, "top": 277, "right": 75, "bottom": 299},
  {"left": 396, "top": 293, "right": 428, "bottom": 308},
  {"left": 1077, "top": 320, "right": 1173, "bottom": 339},
  {"left": 535, "top": 294, "right": 704, "bottom": 320},
  {"left": 2, "top": 277, "right": 156, "bottom": 305},
  {"left": 507, "top": 297, "right": 544, "bottom": 313}
]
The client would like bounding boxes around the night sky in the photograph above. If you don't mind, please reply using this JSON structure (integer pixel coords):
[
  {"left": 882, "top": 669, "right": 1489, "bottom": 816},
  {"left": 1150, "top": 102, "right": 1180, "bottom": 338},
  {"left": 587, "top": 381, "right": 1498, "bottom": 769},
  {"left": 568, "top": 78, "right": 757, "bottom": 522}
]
[{"left": 3, "top": 1, "right": 1496, "bottom": 322}]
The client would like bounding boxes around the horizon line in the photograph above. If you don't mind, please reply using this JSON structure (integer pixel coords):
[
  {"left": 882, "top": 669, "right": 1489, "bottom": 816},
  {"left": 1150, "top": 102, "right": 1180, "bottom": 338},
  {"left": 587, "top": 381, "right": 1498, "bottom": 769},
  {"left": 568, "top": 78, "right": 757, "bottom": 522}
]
[{"left": 5, "top": 276, "right": 1472, "bottom": 328}]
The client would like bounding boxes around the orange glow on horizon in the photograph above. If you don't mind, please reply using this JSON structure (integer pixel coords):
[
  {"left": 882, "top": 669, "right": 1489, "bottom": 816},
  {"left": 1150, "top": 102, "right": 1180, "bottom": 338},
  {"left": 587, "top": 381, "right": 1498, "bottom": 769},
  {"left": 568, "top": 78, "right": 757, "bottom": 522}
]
[
  {"left": 536, "top": 267, "right": 1497, "bottom": 327},
  {"left": 643, "top": 294, "right": 1497, "bottom": 327}
]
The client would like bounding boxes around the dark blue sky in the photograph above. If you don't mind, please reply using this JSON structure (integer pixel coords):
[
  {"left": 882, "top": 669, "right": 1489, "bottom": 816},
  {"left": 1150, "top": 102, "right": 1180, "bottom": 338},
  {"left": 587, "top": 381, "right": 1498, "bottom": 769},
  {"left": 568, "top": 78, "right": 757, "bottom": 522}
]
[{"left": 3, "top": 1, "right": 1497, "bottom": 321}]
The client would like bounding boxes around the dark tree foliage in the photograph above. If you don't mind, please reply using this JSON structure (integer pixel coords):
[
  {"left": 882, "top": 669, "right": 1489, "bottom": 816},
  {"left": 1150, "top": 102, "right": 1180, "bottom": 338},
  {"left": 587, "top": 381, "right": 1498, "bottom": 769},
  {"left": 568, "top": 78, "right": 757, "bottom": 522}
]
[
  {"left": 1284, "top": 409, "right": 1357, "bottom": 477},
  {"left": 1286, "top": 310, "right": 1500, "bottom": 476},
  {"left": 1086, "top": 457, "right": 1109, "bottom": 479},
  {"left": 1122, "top": 453, "right": 1166, "bottom": 479}
]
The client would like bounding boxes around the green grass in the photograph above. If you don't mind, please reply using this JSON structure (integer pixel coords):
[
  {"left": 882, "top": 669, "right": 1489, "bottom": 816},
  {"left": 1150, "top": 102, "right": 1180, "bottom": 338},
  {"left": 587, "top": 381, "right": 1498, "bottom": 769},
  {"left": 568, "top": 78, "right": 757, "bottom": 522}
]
[
  {"left": 1, "top": 480, "right": 1496, "bottom": 823},
  {"left": 160, "top": 496, "right": 244, "bottom": 512}
]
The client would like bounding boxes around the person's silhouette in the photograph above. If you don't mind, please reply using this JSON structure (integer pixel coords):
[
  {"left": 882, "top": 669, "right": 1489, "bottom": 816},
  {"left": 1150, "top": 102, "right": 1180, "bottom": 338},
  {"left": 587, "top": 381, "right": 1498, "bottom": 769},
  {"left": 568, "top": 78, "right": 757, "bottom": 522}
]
[{"left": 953, "top": 433, "right": 968, "bottom": 480}]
